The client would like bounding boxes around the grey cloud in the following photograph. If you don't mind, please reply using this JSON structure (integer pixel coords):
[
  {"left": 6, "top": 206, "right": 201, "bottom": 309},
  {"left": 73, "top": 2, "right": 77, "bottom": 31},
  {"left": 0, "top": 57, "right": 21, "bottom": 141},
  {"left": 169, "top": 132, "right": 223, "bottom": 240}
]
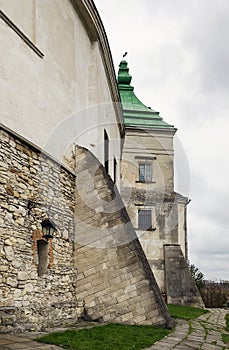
[
  {"left": 189, "top": 175, "right": 229, "bottom": 230},
  {"left": 183, "top": 4, "right": 229, "bottom": 92},
  {"left": 189, "top": 226, "right": 229, "bottom": 280}
]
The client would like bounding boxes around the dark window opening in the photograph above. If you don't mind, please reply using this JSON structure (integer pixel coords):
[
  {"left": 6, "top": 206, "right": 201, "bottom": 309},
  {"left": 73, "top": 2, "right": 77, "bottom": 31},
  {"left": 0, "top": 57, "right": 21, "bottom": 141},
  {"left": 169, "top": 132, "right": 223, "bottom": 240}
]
[
  {"left": 104, "top": 130, "right": 109, "bottom": 174},
  {"left": 139, "top": 163, "right": 152, "bottom": 182},
  {"left": 138, "top": 209, "right": 152, "bottom": 230},
  {"left": 114, "top": 157, "right": 117, "bottom": 184},
  {"left": 37, "top": 239, "right": 49, "bottom": 276}
]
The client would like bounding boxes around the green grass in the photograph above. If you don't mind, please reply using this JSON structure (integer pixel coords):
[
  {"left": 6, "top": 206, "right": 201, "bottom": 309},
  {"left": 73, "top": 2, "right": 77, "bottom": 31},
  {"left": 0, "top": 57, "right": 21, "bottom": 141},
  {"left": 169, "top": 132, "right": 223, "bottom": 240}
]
[
  {"left": 200, "top": 321, "right": 209, "bottom": 341},
  {"left": 36, "top": 305, "right": 210, "bottom": 349},
  {"left": 225, "top": 313, "right": 229, "bottom": 332},
  {"left": 222, "top": 333, "right": 229, "bottom": 345},
  {"left": 222, "top": 313, "right": 229, "bottom": 345},
  {"left": 167, "top": 304, "right": 208, "bottom": 320},
  {"left": 36, "top": 323, "right": 171, "bottom": 350}
]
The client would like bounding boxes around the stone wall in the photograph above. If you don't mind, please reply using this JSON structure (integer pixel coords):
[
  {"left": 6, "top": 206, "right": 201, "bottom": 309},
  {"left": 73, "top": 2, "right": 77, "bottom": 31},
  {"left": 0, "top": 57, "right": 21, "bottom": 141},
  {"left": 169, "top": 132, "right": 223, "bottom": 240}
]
[
  {"left": 121, "top": 187, "right": 180, "bottom": 292},
  {"left": 120, "top": 128, "right": 191, "bottom": 299},
  {"left": 121, "top": 129, "right": 175, "bottom": 194},
  {"left": 0, "top": 127, "right": 174, "bottom": 332},
  {"left": 73, "top": 146, "right": 173, "bottom": 327},
  {"left": 120, "top": 128, "right": 180, "bottom": 293},
  {"left": 0, "top": 127, "right": 78, "bottom": 332},
  {"left": 164, "top": 245, "right": 204, "bottom": 307}
]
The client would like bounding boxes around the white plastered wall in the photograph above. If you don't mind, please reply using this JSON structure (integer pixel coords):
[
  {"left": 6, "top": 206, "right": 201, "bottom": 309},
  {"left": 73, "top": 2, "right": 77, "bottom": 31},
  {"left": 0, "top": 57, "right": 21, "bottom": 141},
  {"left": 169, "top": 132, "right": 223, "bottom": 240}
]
[{"left": 0, "top": 0, "right": 121, "bottom": 186}]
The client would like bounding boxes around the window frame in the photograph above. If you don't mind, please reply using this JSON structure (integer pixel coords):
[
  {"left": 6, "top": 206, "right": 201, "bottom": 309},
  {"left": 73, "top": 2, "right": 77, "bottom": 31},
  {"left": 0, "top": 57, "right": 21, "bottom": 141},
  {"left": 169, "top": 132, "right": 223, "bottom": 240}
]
[
  {"left": 139, "top": 162, "right": 152, "bottom": 183},
  {"left": 37, "top": 239, "right": 49, "bottom": 277}
]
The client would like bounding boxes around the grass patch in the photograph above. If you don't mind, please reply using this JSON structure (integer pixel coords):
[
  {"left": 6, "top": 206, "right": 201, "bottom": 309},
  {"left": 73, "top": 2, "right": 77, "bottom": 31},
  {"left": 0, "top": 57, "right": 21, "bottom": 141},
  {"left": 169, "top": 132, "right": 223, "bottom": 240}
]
[
  {"left": 222, "top": 313, "right": 229, "bottom": 345},
  {"left": 225, "top": 313, "right": 229, "bottom": 332},
  {"left": 222, "top": 333, "right": 229, "bottom": 345},
  {"left": 200, "top": 321, "right": 209, "bottom": 341},
  {"left": 36, "top": 323, "right": 171, "bottom": 350},
  {"left": 167, "top": 304, "right": 208, "bottom": 320},
  {"left": 188, "top": 321, "right": 195, "bottom": 335}
]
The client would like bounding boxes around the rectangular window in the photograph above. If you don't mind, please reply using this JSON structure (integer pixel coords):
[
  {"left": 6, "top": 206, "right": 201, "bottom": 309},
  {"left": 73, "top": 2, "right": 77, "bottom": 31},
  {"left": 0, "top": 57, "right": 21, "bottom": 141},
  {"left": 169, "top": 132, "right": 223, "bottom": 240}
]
[
  {"left": 139, "top": 163, "right": 152, "bottom": 182},
  {"left": 37, "top": 240, "right": 49, "bottom": 277},
  {"left": 138, "top": 210, "right": 152, "bottom": 230}
]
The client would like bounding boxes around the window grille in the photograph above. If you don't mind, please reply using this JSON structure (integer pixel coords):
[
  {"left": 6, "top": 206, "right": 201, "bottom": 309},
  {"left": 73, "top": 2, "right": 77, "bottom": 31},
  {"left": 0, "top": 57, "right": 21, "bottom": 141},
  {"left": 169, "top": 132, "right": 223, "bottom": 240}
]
[{"left": 138, "top": 209, "right": 152, "bottom": 230}]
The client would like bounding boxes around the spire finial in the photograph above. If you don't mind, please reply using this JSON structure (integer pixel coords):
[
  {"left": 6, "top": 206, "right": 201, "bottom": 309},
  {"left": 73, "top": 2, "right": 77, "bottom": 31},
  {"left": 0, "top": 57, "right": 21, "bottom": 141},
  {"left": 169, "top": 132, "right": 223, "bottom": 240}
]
[{"left": 117, "top": 59, "right": 133, "bottom": 88}]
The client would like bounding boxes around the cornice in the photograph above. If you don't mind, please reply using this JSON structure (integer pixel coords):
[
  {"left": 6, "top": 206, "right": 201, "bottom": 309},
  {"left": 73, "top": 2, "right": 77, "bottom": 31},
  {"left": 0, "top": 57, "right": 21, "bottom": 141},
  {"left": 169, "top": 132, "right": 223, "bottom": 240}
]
[{"left": 125, "top": 126, "right": 177, "bottom": 136}]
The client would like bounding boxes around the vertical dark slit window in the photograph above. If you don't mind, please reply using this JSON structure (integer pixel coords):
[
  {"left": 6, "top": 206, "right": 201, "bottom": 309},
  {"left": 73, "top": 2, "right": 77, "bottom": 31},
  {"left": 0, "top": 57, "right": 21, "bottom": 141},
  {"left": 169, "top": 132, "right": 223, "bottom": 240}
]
[
  {"left": 37, "top": 239, "right": 49, "bottom": 276},
  {"left": 114, "top": 157, "right": 117, "bottom": 183},
  {"left": 104, "top": 130, "right": 109, "bottom": 174},
  {"left": 138, "top": 210, "right": 152, "bottom": 230}
]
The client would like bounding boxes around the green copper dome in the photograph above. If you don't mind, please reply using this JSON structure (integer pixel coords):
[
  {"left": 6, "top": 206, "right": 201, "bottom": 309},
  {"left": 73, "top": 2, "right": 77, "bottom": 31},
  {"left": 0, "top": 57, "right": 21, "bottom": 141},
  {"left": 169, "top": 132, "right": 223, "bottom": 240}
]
[{"left": 118, "top": 60, "right": 175, "bottom": 130}]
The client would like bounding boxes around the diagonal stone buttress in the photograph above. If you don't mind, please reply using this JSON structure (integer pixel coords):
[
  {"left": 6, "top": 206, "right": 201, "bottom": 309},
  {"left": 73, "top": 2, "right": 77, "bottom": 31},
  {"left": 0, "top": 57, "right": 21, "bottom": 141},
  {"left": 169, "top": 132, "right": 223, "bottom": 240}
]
[
  {"left": 73, "top": 145, "right": 174, "bottom": 327},
  {"left": 164, "top": 244, "right": 204, "bottom": 307}
]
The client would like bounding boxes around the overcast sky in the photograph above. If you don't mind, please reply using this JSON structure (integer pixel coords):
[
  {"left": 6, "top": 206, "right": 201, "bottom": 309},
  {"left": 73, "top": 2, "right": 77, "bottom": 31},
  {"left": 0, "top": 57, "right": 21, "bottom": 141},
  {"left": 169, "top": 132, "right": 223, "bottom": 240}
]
[{"left": 94, "top": 0, "right": 229, "bottom": 281}]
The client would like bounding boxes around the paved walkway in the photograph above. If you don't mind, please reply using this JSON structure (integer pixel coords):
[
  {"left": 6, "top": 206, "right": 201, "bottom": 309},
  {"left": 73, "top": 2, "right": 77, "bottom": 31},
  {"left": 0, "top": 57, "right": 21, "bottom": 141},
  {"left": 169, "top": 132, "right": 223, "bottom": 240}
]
[
  {"left": 145, "top": 308, "right": 229, "bottom": 350},
  {"left": 0, "top": 309, "right": 228, "bottom": 350},
  {"left": 0, "top": 332, "right": 63, "bottom": 349}
]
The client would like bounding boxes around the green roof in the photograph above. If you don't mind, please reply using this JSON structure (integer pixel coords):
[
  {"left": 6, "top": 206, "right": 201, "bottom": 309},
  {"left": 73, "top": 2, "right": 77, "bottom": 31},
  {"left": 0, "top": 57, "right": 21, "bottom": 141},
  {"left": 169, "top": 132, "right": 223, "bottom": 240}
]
[{"left": 118, "top": 60, "right": 175, "bottom": 130}]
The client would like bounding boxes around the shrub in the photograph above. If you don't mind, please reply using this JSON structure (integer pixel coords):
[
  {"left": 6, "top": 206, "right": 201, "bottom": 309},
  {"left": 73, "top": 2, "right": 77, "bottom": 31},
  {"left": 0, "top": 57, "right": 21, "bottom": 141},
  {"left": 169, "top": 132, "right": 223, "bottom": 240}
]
[{"left": 200, "top": 280, "right": 229, "bottom": 308}]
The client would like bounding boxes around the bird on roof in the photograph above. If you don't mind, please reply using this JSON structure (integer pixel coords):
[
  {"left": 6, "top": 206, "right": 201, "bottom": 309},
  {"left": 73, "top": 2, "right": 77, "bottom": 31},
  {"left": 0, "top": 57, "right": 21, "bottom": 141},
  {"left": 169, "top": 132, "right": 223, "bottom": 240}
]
[{"left": 123, "top": 52, "right": 128, "bottom": 58}]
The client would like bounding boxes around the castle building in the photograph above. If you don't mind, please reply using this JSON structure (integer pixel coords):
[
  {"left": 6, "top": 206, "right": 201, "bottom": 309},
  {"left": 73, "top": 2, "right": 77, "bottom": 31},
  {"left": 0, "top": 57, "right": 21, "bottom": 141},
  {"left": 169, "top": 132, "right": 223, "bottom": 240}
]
[
  {"left": 118, "top": 60, "right": 204, "bottom": 307},
  {"left": 0, "top": 0, "right": 173, "bottom": 332}
]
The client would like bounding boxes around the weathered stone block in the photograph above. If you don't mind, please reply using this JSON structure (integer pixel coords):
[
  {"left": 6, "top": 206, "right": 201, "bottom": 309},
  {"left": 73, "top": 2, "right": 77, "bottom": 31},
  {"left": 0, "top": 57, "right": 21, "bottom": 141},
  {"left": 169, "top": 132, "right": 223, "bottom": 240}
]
[
  {"left": 3, "top": 245, "right": 14, "bottom": 261},
  {"left": 17, "top": 271, "right": 29, "bottom": 281},
  {"left": 1, "top": 315, "right": 16, "bottom": 326},
  {"left": 6, "top": 277, "right": 18, "bottom": 288},
  {"left": 134, "top": 314, "right": 147, "bottom": 323},
  {"left": 121, "top": 312, "right": 133, "bottom": 322}
]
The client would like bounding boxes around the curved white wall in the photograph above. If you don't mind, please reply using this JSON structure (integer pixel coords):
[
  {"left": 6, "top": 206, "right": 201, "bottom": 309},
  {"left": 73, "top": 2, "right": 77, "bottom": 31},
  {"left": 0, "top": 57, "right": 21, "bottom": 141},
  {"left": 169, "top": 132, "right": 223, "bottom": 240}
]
[{"left": 0, "top": 0, "right": 122, "bottom": 184}]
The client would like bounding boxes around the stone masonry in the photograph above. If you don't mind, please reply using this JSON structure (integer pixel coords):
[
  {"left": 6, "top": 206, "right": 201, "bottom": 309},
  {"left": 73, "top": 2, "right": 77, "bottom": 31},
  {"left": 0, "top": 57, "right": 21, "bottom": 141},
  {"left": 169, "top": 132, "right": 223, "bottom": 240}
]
[
  {"left": 0, "top": 127, "right": 78, "bottom": 332},
  {"left": 73, "top": 146, "right": 173, "bottom": 327},
  {"left": 0, "top": 127, "right": 174, "bottom": 332},
  {"left": 164, "top": 245, "right": 204, "bottom": 307}
]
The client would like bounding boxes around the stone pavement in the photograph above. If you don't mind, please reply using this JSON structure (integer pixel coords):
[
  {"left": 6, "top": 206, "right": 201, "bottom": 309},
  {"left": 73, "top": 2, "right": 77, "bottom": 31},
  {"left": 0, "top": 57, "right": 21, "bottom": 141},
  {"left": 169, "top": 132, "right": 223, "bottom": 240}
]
[
  {"left": 0, "top": 332, "right": 63, "bottom": 349},
  {"left": 145, "top": 308, "right": 229, "bottom": 350},
  {"left": 0, "top": 308, "right": 228, "bottom": 350}
]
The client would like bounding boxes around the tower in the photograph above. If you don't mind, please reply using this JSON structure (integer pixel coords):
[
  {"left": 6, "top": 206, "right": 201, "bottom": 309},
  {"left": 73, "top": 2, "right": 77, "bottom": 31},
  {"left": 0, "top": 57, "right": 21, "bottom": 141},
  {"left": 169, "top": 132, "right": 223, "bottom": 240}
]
[{"left": 118, "top": 60, "right": 204, "bottom": 307}]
